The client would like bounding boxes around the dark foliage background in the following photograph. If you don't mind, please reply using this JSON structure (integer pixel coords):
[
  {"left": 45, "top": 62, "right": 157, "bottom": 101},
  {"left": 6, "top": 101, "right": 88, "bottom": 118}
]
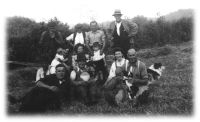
[{"left": 7, "top": 12, "right": 193, "bottom": 62}]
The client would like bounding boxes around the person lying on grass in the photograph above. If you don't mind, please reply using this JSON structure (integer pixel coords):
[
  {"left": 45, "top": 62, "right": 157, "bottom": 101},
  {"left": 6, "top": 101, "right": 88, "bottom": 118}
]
[
  {"left": 19, "top": 64, "right": 71, "bottom": 113},
  {"left": 70, "top": 55, "right": 101, "bottom": 106}
]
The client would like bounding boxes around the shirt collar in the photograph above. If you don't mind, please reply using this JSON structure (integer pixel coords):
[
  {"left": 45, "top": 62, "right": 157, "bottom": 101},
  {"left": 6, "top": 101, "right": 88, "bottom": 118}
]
[
  {"left": 91, "top": 30, "right": 98, "bottom": 34},
  {"left": 115, "top": 21, "right": 122, "bottom": 25}
]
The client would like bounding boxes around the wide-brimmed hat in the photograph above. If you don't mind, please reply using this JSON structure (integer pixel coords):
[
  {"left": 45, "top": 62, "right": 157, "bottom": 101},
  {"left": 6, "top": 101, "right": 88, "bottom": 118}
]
[{"left": 112, "top": 9, "right": 123, "bottom": 16}]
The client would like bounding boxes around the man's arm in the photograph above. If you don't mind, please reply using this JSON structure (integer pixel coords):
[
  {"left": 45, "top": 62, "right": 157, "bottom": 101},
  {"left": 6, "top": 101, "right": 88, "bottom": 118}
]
[
  {"left": 128, "top": 78, "right": 148, "bottom": 87},
  {"left": 85, "top": 32, "right": 93, "bottom": 54},
  {"left": 55, "top": 32, "right": 65, "bottom": 45},
  {"left": 128, "top": 62, "right": 149, "bottom": 87},
  {"left": 127, "top": 21, "right": 138, "bottom": 38},
  {"left": 104, "top": 62, "right": 116, "bottom": 85},
  {"left": 66, "top": 34, "right": 73, "bottom": 41},
  {"left": 39, "top": 31, "right": 47, "bottom": 44},
  {"left": 101, "top": 31, "right": 106, "bottom": 54},
  {"left": 36, "top": 80, "right": 59, "bottom": 92}
]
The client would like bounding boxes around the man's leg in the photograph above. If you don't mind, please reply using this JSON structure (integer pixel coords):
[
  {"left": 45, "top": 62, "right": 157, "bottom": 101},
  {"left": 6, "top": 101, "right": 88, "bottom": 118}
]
[{"left": 76, "top": 85, "right": 90, "bottom": 105}]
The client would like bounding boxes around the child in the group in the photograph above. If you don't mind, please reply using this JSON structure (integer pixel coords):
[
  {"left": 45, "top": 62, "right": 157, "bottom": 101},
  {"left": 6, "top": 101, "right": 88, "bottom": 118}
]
[
  {"left": 90, "top": 42, "right": 108, "bottom": 85},
  {"left": 49, "top": 48, "right": 65, "bottom": 74},
  {"left": 72, "top": 43, "right": 90, "bottom": 70}
]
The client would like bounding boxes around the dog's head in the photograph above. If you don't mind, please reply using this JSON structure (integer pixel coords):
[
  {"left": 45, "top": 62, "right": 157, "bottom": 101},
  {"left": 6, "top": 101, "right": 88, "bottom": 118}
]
[{"left": 147, "top": 63, "right": 165, "bottom": 81}]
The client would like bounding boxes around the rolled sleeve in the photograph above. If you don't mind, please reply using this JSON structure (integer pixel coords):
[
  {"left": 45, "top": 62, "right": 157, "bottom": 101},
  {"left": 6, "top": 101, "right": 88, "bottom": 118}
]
[
  {"left": 128, "top": 21, "right": 138, "bottom": 38},
  {"left": 107, "top": 62, "right": 116, "bottom": 80},
  {"left": 85, "top": 32, "right": 90, "bottom": 45},
  {"left": 66, "top": 34, "right": 74, "bottom": 41},
  {"left": 101, "top": 31, "right": 106, "bottom": 44}
]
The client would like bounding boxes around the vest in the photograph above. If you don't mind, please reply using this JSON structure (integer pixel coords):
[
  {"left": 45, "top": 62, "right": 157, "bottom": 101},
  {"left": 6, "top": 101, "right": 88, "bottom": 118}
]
[
  {"left": 72, "top": 32, "right": 86, "bottom": 45},
  {"left": 127, "top": 61, "right": 142, "bottom": 79},
  {"left": 115, "top": 59, "right": 128, "bottom": 76},
  {"left": 113, "top": 24, "right": 129, "bottom": 40}
]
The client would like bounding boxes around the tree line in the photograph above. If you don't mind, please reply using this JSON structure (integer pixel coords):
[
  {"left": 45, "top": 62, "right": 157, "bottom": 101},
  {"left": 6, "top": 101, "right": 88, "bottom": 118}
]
[{"left": 7, "top": 15, "right": 193, "bottom": 62}]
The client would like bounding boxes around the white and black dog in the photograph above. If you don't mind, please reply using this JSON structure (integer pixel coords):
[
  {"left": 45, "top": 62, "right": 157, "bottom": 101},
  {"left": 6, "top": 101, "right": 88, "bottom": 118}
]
[
  {"left": 147, "top": 63, "right": 165, "bottom": 83},
  {"left": 124, "top": 63, "right": 165, "bottom": 100}
]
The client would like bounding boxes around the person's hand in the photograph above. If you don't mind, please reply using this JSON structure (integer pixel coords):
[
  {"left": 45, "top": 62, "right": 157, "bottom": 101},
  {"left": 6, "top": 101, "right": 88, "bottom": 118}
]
[{"left": 49, "top": 86, "right": 59, "bottom": 92}]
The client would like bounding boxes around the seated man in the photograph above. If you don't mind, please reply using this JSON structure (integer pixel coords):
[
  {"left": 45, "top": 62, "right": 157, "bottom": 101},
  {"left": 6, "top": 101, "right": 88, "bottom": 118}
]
[
  {"left": 104, "top": 48, "right": 149, "bottom": 106},
  {"left": 125, "top": 48, "right": 149, "bottom": 106},
  {"left": 19, "top": 64, "right": 71, "bottom": 113},
  {"left": 70, "top": 56, "right": 99, "bottom": 105}
]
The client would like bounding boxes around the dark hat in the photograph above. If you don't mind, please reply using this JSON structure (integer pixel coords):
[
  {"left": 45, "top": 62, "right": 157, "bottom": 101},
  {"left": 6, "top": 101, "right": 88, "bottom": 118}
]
[{"left": 112, "top": 9, "right": 123, "bottom": 16}]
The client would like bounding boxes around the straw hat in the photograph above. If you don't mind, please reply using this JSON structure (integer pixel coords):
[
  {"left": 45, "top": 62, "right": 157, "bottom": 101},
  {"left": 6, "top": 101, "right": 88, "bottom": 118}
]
[{"left": 113, "top": 9, "right": 123, "bottom": 16}]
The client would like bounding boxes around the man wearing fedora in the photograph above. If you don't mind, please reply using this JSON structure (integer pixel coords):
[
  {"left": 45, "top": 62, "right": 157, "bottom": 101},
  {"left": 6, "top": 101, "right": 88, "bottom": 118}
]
[{"left": 109, "top": 9, "right": 138, "bottom": 58}]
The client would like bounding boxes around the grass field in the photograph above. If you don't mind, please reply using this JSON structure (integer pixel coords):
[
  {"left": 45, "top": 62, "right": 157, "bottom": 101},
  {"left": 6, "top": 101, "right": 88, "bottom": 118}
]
[{"left": 7, "top": 41, "right": 193, "bottom": 115}]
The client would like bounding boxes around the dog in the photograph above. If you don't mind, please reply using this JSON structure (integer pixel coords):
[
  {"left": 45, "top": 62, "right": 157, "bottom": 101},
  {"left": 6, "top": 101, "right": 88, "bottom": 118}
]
[{"left": 124, "top": 63, "right": 165, "bottom": 100}]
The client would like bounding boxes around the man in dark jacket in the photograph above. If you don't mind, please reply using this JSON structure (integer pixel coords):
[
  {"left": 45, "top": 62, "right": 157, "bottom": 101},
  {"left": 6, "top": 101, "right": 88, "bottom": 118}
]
[
  {"left": 39, "top": 22, "right": 66, "bottom": 64},
  {"left": 19, "top": 64, "right": 71, "bottom": 113},
  {"left": 108, "top": 9, "right": 138, "bottom": 58}
]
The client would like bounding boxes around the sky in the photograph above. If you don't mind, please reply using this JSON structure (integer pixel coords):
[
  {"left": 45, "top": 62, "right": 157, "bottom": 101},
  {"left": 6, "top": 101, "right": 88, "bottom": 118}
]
[{"left": 1, "top": 0, "right": 196, "bottom": 27}]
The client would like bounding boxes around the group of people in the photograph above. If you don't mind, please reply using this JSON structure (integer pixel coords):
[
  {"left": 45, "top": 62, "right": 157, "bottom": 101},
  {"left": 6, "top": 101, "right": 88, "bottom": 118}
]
[{"left": 19, "top": 10, "right": 151, "bottom": 113}]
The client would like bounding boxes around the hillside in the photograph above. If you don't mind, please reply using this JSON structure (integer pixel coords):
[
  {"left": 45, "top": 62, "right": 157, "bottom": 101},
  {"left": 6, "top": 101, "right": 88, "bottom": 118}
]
[
  {"left": 164, "top": 9, "right": 194, "bottom": 21},
  {"left": 7, "top": 41, "right": 193, "bottom": 115}
]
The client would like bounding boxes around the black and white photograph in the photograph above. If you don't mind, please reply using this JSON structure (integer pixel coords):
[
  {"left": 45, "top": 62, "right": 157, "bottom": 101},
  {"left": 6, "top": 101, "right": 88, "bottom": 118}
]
[{"left": 0, "top": 0, "right": 198, "bottom": 120}]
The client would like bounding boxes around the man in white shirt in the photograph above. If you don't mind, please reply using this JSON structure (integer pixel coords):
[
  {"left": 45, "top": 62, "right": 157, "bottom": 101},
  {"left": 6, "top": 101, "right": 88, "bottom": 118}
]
[
  {"left": 66, "top": 24, "right": 86, "bottom": 47},
  {"left": 108, "top": 9, "right": 138, "bottom": 58}
]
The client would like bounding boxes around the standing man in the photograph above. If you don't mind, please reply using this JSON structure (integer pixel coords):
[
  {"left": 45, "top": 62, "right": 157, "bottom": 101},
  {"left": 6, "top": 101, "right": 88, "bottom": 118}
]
[
  {"left": 85, "top": 21, "right": 106, "bottom": 55},
  {"left": 39, "top": 22, "right": 65, "bottom": 64},
  {"left": 109, "top": 9, "right": 138, "bottom": 58},
  {"left": 66, "top": 24, "right": 86, "bottom": 47}
]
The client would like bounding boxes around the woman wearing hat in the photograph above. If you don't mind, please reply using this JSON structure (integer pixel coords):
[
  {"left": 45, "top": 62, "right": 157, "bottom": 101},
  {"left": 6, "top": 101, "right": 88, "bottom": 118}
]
[{"left": 108, "top": 9, "right": 138, "bottom": 58}]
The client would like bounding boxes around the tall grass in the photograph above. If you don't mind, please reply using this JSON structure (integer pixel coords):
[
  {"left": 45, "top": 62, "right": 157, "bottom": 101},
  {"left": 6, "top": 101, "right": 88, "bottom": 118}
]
[{"left": 7, "top": 42, "right": 193, "bottom": 115}]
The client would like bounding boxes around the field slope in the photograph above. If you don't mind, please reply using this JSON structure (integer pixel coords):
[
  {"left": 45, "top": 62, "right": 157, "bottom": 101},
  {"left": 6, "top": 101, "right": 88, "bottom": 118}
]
[{"left": 7, "top": 41, "right": 193, "bottom": 115}]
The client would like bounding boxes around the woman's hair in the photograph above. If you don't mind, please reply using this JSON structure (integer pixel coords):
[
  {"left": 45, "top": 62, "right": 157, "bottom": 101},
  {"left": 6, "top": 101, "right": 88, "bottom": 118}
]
[
  {"left": 113, "top": 47, "right": 123, "bottom": 55},
  {"left": 74, "top": 43, "right": 85, "bottom": 54}
]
